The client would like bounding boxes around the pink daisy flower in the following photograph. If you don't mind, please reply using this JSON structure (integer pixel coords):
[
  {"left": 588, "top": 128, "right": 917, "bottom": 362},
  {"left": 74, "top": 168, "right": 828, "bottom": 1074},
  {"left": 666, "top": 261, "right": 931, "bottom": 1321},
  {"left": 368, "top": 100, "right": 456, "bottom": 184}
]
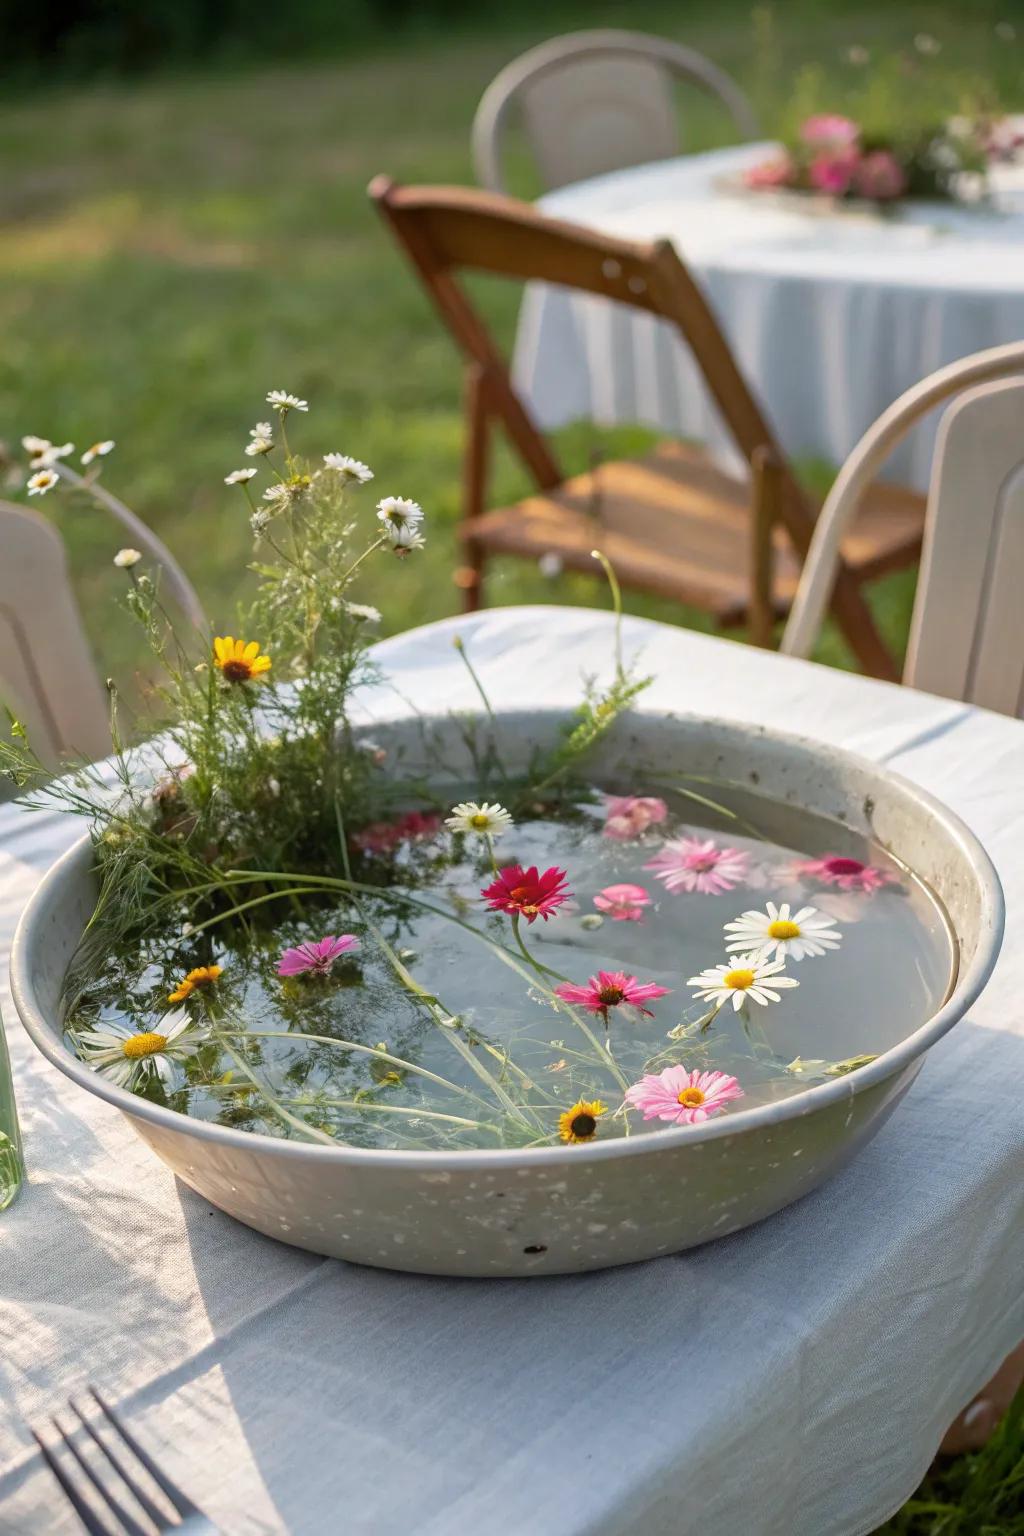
[
  {"left": 644, "top": 836, "right": 751, "bottom": 895},
  {"left": 592, "top": 883, "right": 651, "bottom": 922},
  {"left": 625, "top": 1065, "right": 744, "bottom": 1126},
  {"left": 481, "top": 864, "right": 572, "bottom": 924},
  {"left": 791, "top": 854, "right": 894, "bottom": 893},
  {"left": 602, "top": 794, "right": 668, "bottom": 841},
  {"left": 801, "top": 113, "right": 860, "bottom": 148},
  {"left": 277, "top": 934, "right": 359, "bottom": 977},
  {"left": 554, "top": 969, "right": 671, "bottom": 1024}
]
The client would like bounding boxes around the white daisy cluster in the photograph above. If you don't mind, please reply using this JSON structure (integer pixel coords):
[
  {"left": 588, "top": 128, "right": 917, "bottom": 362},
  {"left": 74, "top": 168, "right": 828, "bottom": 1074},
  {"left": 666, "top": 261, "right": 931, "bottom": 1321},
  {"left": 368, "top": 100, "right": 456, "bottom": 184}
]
[{"left": 685, "top": 898, "right": 844, "bottom": 1021}]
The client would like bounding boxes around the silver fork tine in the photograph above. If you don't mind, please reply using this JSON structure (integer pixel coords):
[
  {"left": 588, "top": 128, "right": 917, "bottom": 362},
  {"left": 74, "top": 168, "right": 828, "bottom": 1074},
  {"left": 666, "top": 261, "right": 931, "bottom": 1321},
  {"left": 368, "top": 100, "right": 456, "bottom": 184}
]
[
  {"left": 90, "top": 1387, "right": 204, "bottom": 1520},
  {"left": 30, "top": 1426, "right": 119, "bottom": 1536},
  {"left": 51, "top": 1413, "right": 152, "bottom": 1536},
  {"left": 70, "top": 1398, "right": 172, "bottom": 1531}
]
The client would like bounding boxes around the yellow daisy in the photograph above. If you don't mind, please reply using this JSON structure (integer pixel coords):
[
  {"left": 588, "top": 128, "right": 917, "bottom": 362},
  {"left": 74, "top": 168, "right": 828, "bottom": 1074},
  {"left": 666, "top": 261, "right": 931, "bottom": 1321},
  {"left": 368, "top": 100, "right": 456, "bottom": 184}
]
[
  {"left": 213, "top": 636, "right": 271, "bottom": 684},
  {"left": 168, "top": 964, "right": 223, "bottom": 1004},
  {"left": 558, "top": 1098, "right": 608, "bottom": 1144}
]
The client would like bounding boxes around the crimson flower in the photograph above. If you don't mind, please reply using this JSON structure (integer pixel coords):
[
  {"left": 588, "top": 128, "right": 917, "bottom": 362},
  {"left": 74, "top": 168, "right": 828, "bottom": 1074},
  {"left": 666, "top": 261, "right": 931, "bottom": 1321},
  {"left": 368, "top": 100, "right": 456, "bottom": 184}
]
[
  {"left": 554, "top": 969, "right": 671, "bottom": 1023},
  {"left": 481, "top": 864, "right": 572, "bottom": 923}
]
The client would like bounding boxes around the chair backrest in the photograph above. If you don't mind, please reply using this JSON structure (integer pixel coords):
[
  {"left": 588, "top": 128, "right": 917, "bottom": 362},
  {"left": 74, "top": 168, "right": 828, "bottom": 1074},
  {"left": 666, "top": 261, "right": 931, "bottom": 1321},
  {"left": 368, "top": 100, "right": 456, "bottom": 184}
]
[
  {"left": 905, "top": 378, "right": 1024, "bottom": 714},
  {"left": 781, "top": 341, "right": 1024, "bottom": 711},
  {"left": 0, "top": 500, "right": 111, "bottom": 774},
  {"left": 370, "top": 177, "right": 898, "bottom": 678},
  {"left": 472, "top": 29, "right": 759, "bottom": 195}
]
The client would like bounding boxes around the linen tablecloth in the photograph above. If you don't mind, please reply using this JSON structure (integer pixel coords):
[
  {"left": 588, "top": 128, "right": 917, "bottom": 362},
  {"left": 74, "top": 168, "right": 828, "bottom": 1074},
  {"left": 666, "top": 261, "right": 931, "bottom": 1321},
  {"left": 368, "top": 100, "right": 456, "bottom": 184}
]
[
  {"left": 1, "top": 608, "right": 1022, "bottom": 1536},
  {"left": 513, "top": 143, "right": 1024, "bottom": 490}
]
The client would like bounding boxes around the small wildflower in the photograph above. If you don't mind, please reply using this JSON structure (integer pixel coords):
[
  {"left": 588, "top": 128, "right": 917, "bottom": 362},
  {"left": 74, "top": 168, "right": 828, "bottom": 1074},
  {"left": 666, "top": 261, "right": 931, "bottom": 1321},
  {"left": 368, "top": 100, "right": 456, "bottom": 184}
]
[
  {"left": 21, "top": 435, "right": 51, "bottom": 456},
  {"left": 593, "top": 883, "right": 651, "bottom": 922},
  {"left": 212, "top": 636, "right": 272, "bottom": 683},
  {"left": 724, "top": 901, "right": 842, "bottom": 962},
  {"left": 602, "top": 794, "right": 667, "bottom": 841},
  {"left": 266, "top": 390, "right": 308, "bottom": 413},
  {"left": 76, "top": 1010, "right": 202, "bottom": 1090},
  {"left": 390, "top": 524, "right": 425, "bottom": 555},
  {"left": 167, "top": 964, "right": 223, "bottom": 1004},
  {"left": 113, "top": 548, "right": 142, "bottom": 568},
  {"left": 688, "top": 956, "right": 799, "bottom": 1011},
  {"left": 445, "top": 800, "right": 514, "bottom": 839},
  {"left": 225, "top": 468, "right": 257, "bottom": 485},
  {"left": 554, "top": 970, "right": 670, "bottom": 1023},
  {"left": 28, "top": 441, "right": 74, "bottom": 468},
  {"left": 481, "top": 864, "right": 572, "bottom": 923},
  {"left": 558, "top": 1098, "right": 608, "bottom": 1143},
  {"left": 343, "top": 601, "right": 381, "bottom": 624},
  {"left": 277, "top": 934, "right": 359, "bottom": 978},
  {"left": 81, "top": 440, "right": 114, "bottom": 466},
  {"left": 250, "top": 508, "right": 271, "bottom": 535},
  {"left": 27, "top": 469, "right": 59, "bottom": 496},
  {"left": 245, "top": 425, "right": 274, "bottom": 457},
  {"left": 377, "top": 496, "right": 423, "bottom": 543},
  {"left": 914, "top": 32, "right": 941, "bottom": 55},
  {"left": 645, "top": 836, "right": 750, "bottom": 895},
  {"left": 323, "top": 453, "right": 373, "bottom": 483},
  {"left": 625, "top": 1066, "right": 743, "bottom": 1126}
]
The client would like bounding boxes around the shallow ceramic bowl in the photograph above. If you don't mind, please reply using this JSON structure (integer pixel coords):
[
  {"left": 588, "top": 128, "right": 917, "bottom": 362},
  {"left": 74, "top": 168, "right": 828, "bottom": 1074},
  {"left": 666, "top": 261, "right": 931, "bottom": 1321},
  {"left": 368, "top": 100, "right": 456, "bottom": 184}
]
[{"left": 10, "top": 710, "right": 1003, "bottom": 1277}]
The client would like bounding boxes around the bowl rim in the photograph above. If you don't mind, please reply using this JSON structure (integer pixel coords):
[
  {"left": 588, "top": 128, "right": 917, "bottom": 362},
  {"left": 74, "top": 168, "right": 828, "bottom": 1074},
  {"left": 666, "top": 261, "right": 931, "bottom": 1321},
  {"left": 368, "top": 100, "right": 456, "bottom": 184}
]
[{"left": 9, "top": 709, "right": 1005, "bottom": 1172}]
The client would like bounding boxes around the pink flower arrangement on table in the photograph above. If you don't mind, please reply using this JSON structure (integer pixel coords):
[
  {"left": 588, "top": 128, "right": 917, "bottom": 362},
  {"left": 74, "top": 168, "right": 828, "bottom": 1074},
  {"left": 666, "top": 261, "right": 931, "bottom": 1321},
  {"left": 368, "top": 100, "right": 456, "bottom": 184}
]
[{"left": 741, "top": 111, "right": 997, "bottom": 207}]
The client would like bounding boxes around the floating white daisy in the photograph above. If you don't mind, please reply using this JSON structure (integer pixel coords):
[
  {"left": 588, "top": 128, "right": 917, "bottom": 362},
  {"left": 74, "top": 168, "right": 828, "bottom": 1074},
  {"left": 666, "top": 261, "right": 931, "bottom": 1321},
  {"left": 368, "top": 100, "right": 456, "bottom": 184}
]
[
  {"left": 81, "top": 440, "right": 114, "bottom": 466},
  {"left": 224, "top": 468, "right": 257, "bottom": 485},
  {"left": 266, "top": 390, "right": 308, "bottom": 413},
  {"left": 75, "top": 1009, "right": 203, "bottom": 1090},
  {"left": 377, "top": 496, "right": 423, "bottom": 542},
  {"left": 445, "top": 800, "right": 513, "bottom": 839},
  {"left": 27, "top": 469, "right": 59, "bottom": 496},
  {"left": 323, "top": 453, "right": 373, "bottom": 483},
  {"left": 688, "top": 956, "right": 799, "bottom": 1011},
  {"left": 724, "top": 901, "right": 842, "bottom": 962},
  {"left": 113, "top": 548, "right": 142, "bottom": 568}
]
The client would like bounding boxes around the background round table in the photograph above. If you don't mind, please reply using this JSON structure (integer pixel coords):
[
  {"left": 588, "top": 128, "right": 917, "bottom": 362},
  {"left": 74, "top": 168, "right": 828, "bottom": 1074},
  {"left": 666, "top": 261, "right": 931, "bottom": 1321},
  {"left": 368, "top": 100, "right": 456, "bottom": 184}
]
[{"left": 513, "top": 142, "right": 1024, "bottom": 489}]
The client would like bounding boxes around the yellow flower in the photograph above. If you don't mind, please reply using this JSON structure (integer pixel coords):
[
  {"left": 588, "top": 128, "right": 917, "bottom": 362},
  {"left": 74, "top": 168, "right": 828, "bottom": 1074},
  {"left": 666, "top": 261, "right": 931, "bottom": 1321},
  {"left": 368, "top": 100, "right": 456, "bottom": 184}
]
[
  {"left": 558, "top": 1098, "right": 608, "bottom": 1144},
  {"left": 213, "top": 636, "right": 271, "bottom": 684},
  {"left": 168, "top": 964, "right": 223, "bottom": 1004}
]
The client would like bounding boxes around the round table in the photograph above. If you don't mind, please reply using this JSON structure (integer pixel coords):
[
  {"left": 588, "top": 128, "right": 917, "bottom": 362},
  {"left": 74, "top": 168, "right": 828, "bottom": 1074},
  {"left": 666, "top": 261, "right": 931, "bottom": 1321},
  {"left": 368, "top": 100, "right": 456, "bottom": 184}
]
[{"left": 512, "top": 142, "right": 1024, "bottom": 490}]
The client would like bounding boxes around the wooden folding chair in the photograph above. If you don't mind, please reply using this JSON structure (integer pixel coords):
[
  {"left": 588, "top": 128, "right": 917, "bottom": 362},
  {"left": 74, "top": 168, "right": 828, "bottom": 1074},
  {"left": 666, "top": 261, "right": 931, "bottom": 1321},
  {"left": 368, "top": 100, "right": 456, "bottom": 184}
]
[{"left": 369, "top": 177, "right": 925, "bottom": 679}]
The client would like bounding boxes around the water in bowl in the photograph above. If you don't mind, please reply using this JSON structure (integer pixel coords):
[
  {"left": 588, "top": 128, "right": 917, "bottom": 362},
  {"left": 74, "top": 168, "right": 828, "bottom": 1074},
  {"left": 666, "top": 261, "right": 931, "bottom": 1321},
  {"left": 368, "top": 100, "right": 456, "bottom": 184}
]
[{"left": 67, "top": 784, "right": 956, "bottom": 1151}]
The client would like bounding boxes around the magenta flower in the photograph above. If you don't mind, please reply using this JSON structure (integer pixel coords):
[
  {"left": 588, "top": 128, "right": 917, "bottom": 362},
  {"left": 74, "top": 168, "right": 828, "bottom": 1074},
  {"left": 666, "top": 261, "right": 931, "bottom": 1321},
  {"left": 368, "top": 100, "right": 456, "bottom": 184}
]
[
  {"left": 351, "top": 811, "right": 441, "bottom": 855},
  {"left": 809, "top": 148, "right": 860, "bottom": 195},
  {"left": 593, "top": 883, "right": 652, "bottom": 922},
  {"left": 801, "top": 113, "right": 860, "bottom": 148},
  {"left": 851, "top": 150, "right": 907, "bottom": 201},
  {"left": 644, "top": 836, "right": 750, "bottom": 895},
  {"left": 481, "top": 864, "right": 572, "bottom": 923},
  {"left": 602, "top": 794, "right": 668, "bottom": 841},
  {"left": 790, "top": 854, "right": 894, "bottom": 893},
  {"left": 554, "top": 970, "right": 671, "bottom": 1023},
  {"left": 625, "top": 1065, "right": 744, "bottom": 1126},
  {"left": 277, "top": 934, "right": 359, "bottom": 977}
]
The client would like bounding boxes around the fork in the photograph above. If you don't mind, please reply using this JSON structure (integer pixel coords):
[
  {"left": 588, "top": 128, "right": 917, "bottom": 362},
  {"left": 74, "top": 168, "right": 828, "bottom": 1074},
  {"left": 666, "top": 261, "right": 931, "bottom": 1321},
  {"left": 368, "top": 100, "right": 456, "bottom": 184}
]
[{"left": 30, "top": 1386, "right": 221, "bottom": 1535}]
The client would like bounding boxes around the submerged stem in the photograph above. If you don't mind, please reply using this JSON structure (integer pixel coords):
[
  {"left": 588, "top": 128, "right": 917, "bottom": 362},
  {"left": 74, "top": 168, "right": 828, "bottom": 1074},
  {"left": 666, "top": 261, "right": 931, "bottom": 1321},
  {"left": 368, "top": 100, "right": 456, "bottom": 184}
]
[{"left": 214, "top": 1035, "right": 339, "bottom": 1145}]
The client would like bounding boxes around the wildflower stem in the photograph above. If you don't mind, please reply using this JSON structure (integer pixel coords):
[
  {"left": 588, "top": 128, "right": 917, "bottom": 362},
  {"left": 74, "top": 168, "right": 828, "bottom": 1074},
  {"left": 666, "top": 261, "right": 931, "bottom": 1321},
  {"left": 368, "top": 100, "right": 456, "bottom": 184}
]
[
  {"left": 282, "top": 1097, "right": 499, "bottom": 1134},
  {"left": 510, "top": 913, "right": 565, "bottom": 981},
  {"left": 590, "top": 547, "right": 624, "bottom": 681},
  {"left": 213, "top": 1035, "right": 340, "bottom": 1145},
  {"left": 340, "top": 536, "right": 387, "bottom": 584}
]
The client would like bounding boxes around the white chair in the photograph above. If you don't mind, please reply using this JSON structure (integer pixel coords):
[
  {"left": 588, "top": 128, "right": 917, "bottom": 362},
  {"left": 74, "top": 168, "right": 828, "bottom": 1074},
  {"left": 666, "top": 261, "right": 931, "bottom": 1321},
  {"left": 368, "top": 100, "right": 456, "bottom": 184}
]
[
  {"left": 0, "top": 493, "right": 205, "bottom": 777},
  {"left": 472, "top": 28, "right": 759, "bottom": 195},
  {"left": 782, "top": 342, "right": 1024, "bottom": 716}
]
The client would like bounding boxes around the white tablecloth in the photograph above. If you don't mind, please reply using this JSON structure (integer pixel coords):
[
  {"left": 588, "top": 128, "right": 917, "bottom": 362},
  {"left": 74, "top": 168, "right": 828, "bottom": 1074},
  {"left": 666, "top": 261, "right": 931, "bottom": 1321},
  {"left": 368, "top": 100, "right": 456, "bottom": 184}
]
[
  {"left": 513, "top": 144, "right": 1024, "bottom": 489},
  {"left": 1, "top": 609, "right": 1023, "bottom": 1536}
]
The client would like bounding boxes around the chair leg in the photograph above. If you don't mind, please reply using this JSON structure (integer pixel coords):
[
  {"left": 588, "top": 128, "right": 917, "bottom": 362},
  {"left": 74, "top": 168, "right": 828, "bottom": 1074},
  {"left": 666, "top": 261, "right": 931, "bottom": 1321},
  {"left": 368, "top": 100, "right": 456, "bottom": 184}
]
[
  {"left": 749, "top": 446, "right": 780, "bottom": 648},
  {"left": 460, "top": 548, "right": 486, "bottom": 613}
]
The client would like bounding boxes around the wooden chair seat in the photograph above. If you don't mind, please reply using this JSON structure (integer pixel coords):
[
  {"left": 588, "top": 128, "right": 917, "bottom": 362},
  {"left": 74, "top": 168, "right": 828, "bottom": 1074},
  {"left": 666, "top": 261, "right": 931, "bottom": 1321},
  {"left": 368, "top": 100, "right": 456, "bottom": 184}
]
[{"left": 461, "top": 441, "right": 925, "bottom": 623}]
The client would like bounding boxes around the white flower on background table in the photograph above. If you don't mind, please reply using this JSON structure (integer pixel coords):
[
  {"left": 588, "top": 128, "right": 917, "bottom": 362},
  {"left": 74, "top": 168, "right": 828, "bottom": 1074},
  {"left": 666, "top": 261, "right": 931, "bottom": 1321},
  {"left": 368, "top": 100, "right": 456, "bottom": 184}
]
[
  {"left": 323, "top": 454, "right": 373, "bottom": 483},
  {"left": 266, "top": 390, "right": 308, "bottom": 413},
  {"left": 224, "top": 468, "right": 257, "bottom": 485},
  {"left": 445, "top": 801, "right": 513, "bottom": 838},
  {"left": 724, "top": 901, "right": 842, "bottom": 962},
  {"left": 113, "top": 548, "right": 142, "bottom": 568},
  {"left": 81, "top": 440, "right": 115, "bottom": 466},
  {"left": 644, "top": 835, "right": 750, "bottom": 894},
  {"left": 688, "top": 955, "right": 799, "bottom": 1011},
  {"left": 27, "top": 469, "right": 59, "bottom": 496},
  {"left": 76, "top": 1010, "right": 203, "bottom": 1089}
]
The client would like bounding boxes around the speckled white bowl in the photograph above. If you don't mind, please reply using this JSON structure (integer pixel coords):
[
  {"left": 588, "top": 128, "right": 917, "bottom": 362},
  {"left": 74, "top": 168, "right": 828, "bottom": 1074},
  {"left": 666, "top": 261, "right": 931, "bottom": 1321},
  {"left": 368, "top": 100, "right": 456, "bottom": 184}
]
[{"left": 10, "top": 710, "right": 1003, "bottom": 1276}]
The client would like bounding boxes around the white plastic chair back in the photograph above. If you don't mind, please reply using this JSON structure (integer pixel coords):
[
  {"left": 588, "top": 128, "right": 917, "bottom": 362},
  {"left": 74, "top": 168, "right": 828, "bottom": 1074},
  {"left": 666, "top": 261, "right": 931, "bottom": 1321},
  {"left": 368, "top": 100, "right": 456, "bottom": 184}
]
[
  {"left": 905, "top": 379, "right": 1024, "bottom": 714},
  {"left": 473, "top": 29, "right": 759, "bottom": 194},
  {"left": 0, "top": 500, "right": 111, "bottom": 774}
]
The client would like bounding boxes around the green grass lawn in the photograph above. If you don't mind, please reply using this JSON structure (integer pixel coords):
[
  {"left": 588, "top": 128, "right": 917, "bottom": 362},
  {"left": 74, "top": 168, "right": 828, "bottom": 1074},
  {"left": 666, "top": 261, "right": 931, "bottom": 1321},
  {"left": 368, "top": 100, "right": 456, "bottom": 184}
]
[{"left": 0, "top": 2, "right": 1021, "bottom": 1526}]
